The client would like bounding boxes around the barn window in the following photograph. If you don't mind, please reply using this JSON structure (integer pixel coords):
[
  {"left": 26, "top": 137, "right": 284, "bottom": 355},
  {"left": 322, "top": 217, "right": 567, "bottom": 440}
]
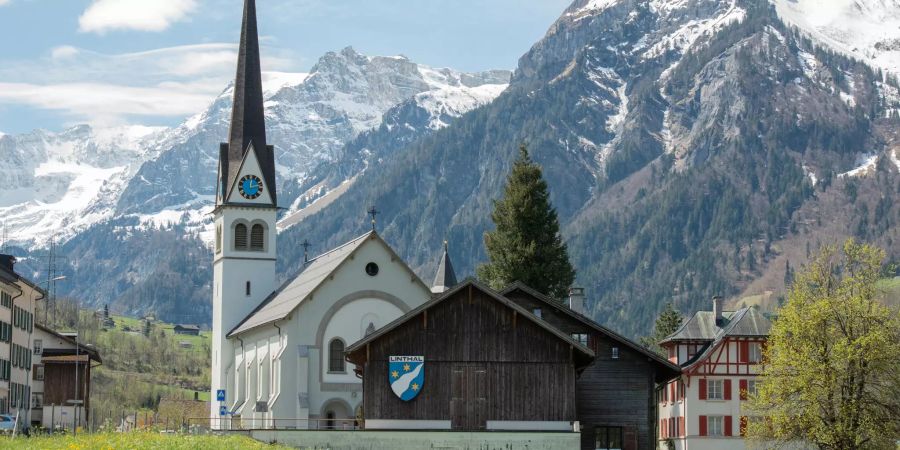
[
  {"left": 595, "top": 426, "right": 623, "bottom": 450},
  {"left": 571, "top": 333, "right": 589, "bottom": 346},
  {"left": 328, "top": 339, "right": 346, "bottom": 373},
  {"left": 250, "top": 224, "right": 265, "bottom": 251},
  {"left": 611, "top": 346, "right": 619, "bottom": 359},
  {"left": 234, "top": 223, "right": 248, "bottom": 250},
  {"left": 532, "top": 308, "right": 542, "bottom": 319}
]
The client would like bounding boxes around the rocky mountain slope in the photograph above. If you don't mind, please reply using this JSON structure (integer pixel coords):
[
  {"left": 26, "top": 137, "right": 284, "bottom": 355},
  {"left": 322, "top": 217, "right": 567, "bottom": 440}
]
[{"left": 8, "top": 0, "right": 900, "bottom": 336}]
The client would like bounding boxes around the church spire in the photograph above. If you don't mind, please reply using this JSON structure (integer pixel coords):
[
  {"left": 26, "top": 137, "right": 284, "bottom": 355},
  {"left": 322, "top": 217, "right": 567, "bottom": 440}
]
[
  {"left": 431, "top": 240, "right": 458, "bottom": 294},
  {"left": 221, "top": 0, "right": 276, "bottom": 205}
]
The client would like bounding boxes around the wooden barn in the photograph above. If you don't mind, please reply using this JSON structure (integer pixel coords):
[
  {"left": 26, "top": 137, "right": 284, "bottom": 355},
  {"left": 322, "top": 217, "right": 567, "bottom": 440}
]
[
  {"left": 501, "top": 282, "right": 682, "bottom": 450},
  {"left": 345, "top": 280, "right": 594, "bottom": 432}
]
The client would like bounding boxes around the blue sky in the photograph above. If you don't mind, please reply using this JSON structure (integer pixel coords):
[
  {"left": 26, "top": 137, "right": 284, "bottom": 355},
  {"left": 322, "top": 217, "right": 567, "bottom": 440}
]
[{"left": 0, "top": 0, "right": 572, "bottom": 134}]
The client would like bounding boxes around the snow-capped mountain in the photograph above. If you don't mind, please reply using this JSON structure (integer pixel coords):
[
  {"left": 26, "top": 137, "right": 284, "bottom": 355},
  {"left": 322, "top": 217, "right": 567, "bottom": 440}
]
[
  {"left": 773, "top": 0, "right": 900, "bottom": 74},
  {"left": 1, "top": 47, "right": 510, "bottom": 250}
]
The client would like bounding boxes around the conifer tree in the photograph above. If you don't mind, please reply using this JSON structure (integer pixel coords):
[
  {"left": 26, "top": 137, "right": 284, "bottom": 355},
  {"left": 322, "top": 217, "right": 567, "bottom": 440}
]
[
  {"left": 477, "top": 145, "right": 575, "bottom": 299},
  {"left": 640, "top": 303, "right": 683, "bottom": 356}
]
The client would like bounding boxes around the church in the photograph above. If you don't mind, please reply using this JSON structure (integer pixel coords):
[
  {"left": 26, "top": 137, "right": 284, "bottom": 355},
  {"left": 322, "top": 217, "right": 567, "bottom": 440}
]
[{"left": 209, "top": 0, "right": 446, "bottom": 429}]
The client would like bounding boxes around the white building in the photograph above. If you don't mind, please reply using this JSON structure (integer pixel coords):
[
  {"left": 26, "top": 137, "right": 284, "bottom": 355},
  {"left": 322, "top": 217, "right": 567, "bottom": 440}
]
[
  {"left": 0, "top": 254, "right": 40, "bottom": 428},
  {"left": 209, "top": 0, "right": 440, "bottom": 430},
  {"left": 657, "top": 297, "right": 771, "bottom": 450}
]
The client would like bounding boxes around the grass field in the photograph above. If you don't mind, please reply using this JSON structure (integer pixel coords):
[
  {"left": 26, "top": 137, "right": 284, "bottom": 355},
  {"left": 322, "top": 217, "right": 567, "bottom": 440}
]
[
  {"left": 108, "top": 314, "right": 211, "bottom": 352},
  {"left": 0, "top": 432, "right": 289, "bottom": 450}
]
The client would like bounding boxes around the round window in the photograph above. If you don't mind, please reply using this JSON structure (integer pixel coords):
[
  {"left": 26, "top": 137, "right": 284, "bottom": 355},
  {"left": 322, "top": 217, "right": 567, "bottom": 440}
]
[{"left": 365, "top": 262, "right": 379, "bottom": 276}]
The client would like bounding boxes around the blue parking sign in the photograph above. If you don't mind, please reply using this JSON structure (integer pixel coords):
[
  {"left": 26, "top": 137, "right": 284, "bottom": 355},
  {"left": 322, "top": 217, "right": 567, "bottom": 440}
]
[
  {"left": 219, "top": 405, "right": 227, "bottom": 416},
  {"left": 216, "top": 390, "right": 226, "bottom": 402}
]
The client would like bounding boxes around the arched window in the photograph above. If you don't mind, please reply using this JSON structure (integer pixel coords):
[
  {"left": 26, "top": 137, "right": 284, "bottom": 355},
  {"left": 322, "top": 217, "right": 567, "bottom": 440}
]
[
  {"left": 250, "top": 224, "right": 265, "bottom": 251},
  {"left": 234, "top": 223, "right": 248, "bottom": 250},
  {"left": 215, "top": 226, "right": 222, "bottom": 254},
  {"left": 328, "top": 339, "right": 345, "bottom": 373}
]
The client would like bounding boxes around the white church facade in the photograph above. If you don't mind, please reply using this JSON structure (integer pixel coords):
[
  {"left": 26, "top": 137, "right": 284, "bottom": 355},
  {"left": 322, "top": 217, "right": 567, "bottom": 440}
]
[{"left": 210, "top": 0, "right": 446, "bottom": 429}]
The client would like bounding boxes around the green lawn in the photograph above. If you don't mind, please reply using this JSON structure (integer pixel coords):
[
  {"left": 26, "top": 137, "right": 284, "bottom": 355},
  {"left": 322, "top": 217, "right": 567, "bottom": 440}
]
[{"left": 0, "top": 432, "right": 290, "bottom": 450}]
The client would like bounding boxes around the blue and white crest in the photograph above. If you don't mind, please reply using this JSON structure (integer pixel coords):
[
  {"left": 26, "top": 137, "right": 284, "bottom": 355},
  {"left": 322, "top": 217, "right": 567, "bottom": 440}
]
[{"left": 389, "top": 356, "right": 424, "bottom": 401}]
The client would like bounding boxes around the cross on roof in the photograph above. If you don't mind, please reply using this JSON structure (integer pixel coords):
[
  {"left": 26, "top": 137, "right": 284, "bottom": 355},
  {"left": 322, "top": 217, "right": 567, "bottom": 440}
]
[
  {"left": 302, "top": 239, "right": 311, "bottom": 263},
  {"left": 368, "top": 206, "right": 380, "bottom": 231}
]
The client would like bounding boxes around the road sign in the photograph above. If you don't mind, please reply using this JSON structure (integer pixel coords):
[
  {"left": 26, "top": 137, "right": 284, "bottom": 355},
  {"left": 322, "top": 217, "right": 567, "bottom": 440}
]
[
  {"left": 216, "top": 390, "right": 226, "bottom": 402},
  {"left": 219, "top": 405, "right": 227, "bottom": 416}
]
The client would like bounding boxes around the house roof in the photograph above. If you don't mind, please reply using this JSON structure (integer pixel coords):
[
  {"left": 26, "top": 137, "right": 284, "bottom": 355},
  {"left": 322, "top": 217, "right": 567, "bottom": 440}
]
[
  {"left": 346, "top": 279, "right": 595, "bottom": 367},
  {"left": 500, "top": 282, "right": 681, "bottom": 377},
  {"left": 431, "top": 242, "right": 457, "bottom": 293},
  {"left": 36, "top": 323, "right": 102, "bottom": 363},
  {"left": 661, "top": 306, "right": 771, "bottom": 345},
  {"left": 175, "top": 324, "right": 201, "bottom": 331},
  {"left": 228, "top": 231, "right": 429, "bottom": 337}
]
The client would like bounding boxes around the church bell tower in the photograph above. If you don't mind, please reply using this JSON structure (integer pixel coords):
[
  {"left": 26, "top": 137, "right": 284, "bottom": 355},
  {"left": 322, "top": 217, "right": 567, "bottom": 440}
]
[{"left": 210, "top": 0, "right": 277, "bottom": 424}]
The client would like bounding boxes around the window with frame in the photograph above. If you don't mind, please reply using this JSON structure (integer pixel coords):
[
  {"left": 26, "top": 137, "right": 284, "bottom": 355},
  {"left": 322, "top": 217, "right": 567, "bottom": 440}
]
[
  {"left": 707, "top": 416, "right": 724, "bottom": 436},
  {"left": 32, "top": 392, "right": 43, "bottom": 408},
  {"left": 747, "top": 379, "right": 758, "bottom": 397},
  {"left": 33, "top": 364, "right": 44, "bottom": 381},
  {"left": 250, "top": 224, "right": 265, "bottom": 251},
  {"left": 0, "top": 291, "right": 10, "bottom": 308},
  {"left": 611, "top": 346, "right": 619, "bottom": 359},
  {"left": 571, "top": 333, "right": 589, "bottom": 347},
  {"left": 749, "top": 342, "right": 762, "bottom": 363},
  {"left": 34, "top": 339, "right": 42, "bottom": 355},
  {"left": 234, "top": 223, "right": 248, "bottom": 250},
  {"left": 328, "top": 338, "right": 346, "bottom": 373},
  {"left": 707, "top": 379, "right": 723, "bottom": 400},
  {"left": 215, "top": 226, "right": 222, "bottom": 254},
  {"left": 595, "top": 426, "right": 624, "bottom": 450},
  {"left": 532, "top": 308, "right": 542, "bottom": 319}
]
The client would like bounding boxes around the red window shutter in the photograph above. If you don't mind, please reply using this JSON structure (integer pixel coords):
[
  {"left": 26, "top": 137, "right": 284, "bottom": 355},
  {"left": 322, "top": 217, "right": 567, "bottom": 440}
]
[
  {"left": 740, "top": 416, "right": 748, "bottom": 436},
  {"left": 724, "top": 379, "right": 732, "bottom": 400},
  {"left": 679, "top": 417, "right": 685, "bottom": 437},
  {"left": 699, "top": 378, "right": 707, "bottom": 400},
  {"left": 670, "top": 418, "right": 675, "bottom": 437},
  {"left": 699, "top": 415, "right": 707, "bottom": 436},
  {"left": 739, "top": 379, "right": 748, "bottom": 400},
  {"left": 739, "top": 341, "right": 749, "bottom": 363},
  {"left": 663, "top": 418, "right": 668, "bottom": 438},
  {"left": 670, "top": 383, "right": 676, "bottom": 402},
  {"left": 724, "top": 416, "right": 733, "bottom": 436}
]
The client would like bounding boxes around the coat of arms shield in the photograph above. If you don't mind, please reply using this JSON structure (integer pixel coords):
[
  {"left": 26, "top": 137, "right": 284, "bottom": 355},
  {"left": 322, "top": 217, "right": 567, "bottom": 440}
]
[{"left": 389, "top": 356, "right": 425, "bottom": 401}]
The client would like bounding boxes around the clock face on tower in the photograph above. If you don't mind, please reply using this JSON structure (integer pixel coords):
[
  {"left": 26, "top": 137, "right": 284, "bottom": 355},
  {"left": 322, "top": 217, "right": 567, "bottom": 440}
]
[{"left": 238, "top": 175, "right": 263, "bottom": 200}]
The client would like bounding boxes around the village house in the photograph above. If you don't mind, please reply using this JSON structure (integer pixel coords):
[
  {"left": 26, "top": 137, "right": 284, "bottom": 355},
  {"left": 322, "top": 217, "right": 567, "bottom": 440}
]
[
  {"left": 0, "top": 254, "right": 40, "bottom": 427},
  {"left": 656, "top": 297, "right": 771, "bottom": 450}
]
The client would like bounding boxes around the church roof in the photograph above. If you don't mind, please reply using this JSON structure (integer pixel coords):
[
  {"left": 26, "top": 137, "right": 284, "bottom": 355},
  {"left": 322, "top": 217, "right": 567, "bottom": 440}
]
[
  {"left": 228, "top": 231, "right": 429, "bottom": 337},
  {"left": 220, "top": 0, "right": 276, "bottom": 206},
  {"left": 431, "top": 242, "right": 457, "bottom": 294}
]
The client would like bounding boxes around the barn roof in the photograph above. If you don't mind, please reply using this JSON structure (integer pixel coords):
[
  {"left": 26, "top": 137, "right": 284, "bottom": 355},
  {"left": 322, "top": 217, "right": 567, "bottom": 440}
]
[
  {"left": 346, "top": 279, "right": 596, "bottom": 364},
  {"left": 501, "top": 282, "right": 681, "bottom": 377},
  {"left": 228, "top": 231, "right": 429, "bottom": 337}
]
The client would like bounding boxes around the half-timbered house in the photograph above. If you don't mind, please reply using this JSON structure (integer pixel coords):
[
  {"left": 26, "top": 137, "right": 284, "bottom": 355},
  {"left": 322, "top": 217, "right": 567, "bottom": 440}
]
[
  {"left": 657, "top": 297, "right": 771, "bottom": 450},
  {"left": 345, "top": 280, "right": 594, "bottom": 433},
  {"left": 501, "top": 282, "right": 681, "bottom": 450}
]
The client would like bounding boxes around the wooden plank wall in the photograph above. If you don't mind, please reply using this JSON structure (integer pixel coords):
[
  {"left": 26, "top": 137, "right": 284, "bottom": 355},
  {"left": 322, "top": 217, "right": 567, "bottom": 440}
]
[
  {"left": 43, "top": 363, "right": 91, "bottom": 413},
  {"left": 364, "top": 287, "right": 577, "bottom": 426},
  {"left": 504, "top": 290, "right": 662, "bottom": 450}
]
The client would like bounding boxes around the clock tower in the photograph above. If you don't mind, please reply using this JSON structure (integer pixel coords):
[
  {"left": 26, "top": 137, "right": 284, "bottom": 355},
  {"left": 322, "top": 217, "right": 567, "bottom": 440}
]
[{"left": 210, "top": 0, "right": 277, "bottom": 425}]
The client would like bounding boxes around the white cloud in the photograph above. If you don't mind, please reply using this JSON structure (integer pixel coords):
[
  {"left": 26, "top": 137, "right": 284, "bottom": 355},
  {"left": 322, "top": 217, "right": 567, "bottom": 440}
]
[
  {"left": 79, "top": 0, "right": 198, "bottom": 33},
  {"left": 0, "top": 43, "right": 298, "bottom": 128},
  {"left": 0, "top": 0, "right": 10, "bottom": 7}
]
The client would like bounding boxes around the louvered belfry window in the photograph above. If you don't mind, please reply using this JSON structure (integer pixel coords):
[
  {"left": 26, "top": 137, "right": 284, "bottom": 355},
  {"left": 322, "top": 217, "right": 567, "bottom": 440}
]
[
  {"left": 250, "top": 224, "right": 265, "bottom": 251},
  {"left": 234, "top": 223, "right": 248, "bottom": 250}
]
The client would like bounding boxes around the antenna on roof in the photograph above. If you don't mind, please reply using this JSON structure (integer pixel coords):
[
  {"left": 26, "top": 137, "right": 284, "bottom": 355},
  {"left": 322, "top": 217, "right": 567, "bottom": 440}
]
[
  {"left": 302, "top": 239, "right": 311, "bottom": 263},
  {"left": 368, "top": 206, "right": 380, "bottom": 232}
]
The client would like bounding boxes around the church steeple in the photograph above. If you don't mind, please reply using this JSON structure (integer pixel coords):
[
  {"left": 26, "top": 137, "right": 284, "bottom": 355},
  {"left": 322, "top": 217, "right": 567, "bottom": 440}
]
[
  {"left": 219, "top": 0, "right": 276, "bottom": 206},
  {"left": 431, "top": 241, "right": 458, "bottom": 294}
]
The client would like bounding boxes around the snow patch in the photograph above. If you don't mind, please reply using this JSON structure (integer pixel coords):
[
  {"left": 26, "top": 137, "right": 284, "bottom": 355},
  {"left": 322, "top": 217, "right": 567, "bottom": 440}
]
[
  {"left": 839, "top": 154, "right": 878, "bottom": 177},
  {"left": 803, "top": 165, "right": 818, "bottom": 185}
]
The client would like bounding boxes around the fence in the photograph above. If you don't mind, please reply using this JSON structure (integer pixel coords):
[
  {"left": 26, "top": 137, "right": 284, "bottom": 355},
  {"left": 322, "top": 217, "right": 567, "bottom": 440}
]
[{"left": 22, "top": 409, "right": 359, "bottom": 436}]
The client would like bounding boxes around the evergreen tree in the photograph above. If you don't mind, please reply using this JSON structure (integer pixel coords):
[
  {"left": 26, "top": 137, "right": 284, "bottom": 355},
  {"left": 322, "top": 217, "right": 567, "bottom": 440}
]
[
  {"left": 477, "top": 145, "right": 575, "bottom": 299},
  {"left": 640, "top": 303, "right": 684, "bottom": 356}
]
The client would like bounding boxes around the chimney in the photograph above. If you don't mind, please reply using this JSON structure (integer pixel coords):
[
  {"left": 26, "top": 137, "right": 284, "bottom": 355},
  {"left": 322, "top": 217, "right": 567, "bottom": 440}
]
[
  {"left": 713, "top": 295, "right": 724, "bottom": 326},
  {"left": 0, "top": 254, "right": 15, "bottom": 272},
  {"left": 568, "top": 287, "right": 585, "bottom": 315}
]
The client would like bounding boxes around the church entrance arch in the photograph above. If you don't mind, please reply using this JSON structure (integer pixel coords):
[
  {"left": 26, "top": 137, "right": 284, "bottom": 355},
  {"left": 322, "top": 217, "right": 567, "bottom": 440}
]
[{"left": 320, "top": 398, "right": 353, "bottom": 430}]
